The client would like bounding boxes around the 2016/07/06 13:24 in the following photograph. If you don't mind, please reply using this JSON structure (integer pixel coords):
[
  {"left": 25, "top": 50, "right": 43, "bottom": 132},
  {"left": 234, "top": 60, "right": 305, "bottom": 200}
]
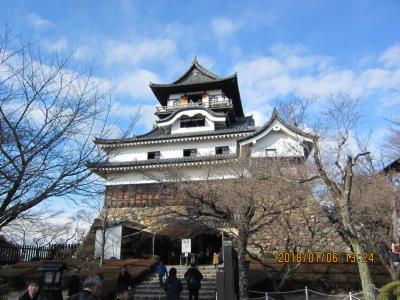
[{"left": 276, "top": 252, "right": 374, "bottom": 264}]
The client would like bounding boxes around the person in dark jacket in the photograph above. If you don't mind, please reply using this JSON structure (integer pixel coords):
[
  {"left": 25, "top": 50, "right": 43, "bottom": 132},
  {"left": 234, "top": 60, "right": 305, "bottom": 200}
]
[
  {"left": 116, "top": 266, "right": 133, "bottom": 290},
  {"left": 115, "top": 285, "right": 129, "bottom": 300},
  {"left": 70, "top": 275, "right": 103, "bottom": 300},
  {"left": 156, "top": 261, "right": 168, "bottom": 287},
  {"left": 184, "top": 263, "right": 203, "bottom": 300},
  {"left": 19, "top": 278, "right": 40, "bottom": 300},
  {"left": 164, "top": 268, "right": 183, "bottom": 300},
  {"left": 68, "top": 268, "right": 81, "bottom": 298}
]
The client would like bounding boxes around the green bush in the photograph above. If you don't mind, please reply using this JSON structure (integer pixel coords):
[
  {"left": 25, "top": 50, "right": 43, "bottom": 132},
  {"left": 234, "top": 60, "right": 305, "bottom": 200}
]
[
  {"left": 152, "top": 255, "right": 160, "bottom": 261},
  {"left": 379, "top": 281, "right": 400, "bottom": 300}
]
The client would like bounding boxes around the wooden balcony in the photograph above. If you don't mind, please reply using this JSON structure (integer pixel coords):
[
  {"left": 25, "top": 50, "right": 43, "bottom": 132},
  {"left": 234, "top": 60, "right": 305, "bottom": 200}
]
[{"left": 156, "top": 97, "right": 233, "bottom": 115}]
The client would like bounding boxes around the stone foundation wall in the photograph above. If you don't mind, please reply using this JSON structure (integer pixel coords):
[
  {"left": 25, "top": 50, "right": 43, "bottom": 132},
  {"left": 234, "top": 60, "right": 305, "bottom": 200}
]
[{"left": 98, "top": 195, "right": 349, "bottom": 254}]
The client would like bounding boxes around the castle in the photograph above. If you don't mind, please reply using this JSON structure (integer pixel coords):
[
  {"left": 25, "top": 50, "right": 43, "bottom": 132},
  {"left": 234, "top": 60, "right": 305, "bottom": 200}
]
[{"left": 88, "top": 59, "right": 342, "bottom": 262}]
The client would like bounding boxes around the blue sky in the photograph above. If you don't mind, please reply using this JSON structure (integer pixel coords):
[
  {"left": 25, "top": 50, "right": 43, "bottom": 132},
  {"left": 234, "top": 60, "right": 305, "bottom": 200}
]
[
  {"left": 1, "top": 1, "right": 399, "bottom": 135},
  {"left": 1, "top": 1, "right": 400, "bottom": 221}
]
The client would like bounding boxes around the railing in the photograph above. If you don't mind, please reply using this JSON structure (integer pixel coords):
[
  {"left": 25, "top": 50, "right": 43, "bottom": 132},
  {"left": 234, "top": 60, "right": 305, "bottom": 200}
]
[
  {"left": 248, "top": 286, "right": 379, "bottom": 300},
  {"left": 0, "top": 243, "right": 80, "bottom": 265},
  {"left": 156, "top": 98, "right": 233, "bottom": 114}
]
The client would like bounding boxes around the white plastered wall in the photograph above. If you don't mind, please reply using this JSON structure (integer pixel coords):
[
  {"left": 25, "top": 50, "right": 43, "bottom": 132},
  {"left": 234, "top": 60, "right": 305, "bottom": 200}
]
[
  {"left": 94, "top": 225, "right": 122, "bottom": 259},
  {"left": 108, "top": 138, "right": 237, "bottom": 162},
  {"left": 106, "top": 164, "right": 240, "bottom": 185},
  {"left": 251, "top": 131, "right": 304, "bottom": 158}
]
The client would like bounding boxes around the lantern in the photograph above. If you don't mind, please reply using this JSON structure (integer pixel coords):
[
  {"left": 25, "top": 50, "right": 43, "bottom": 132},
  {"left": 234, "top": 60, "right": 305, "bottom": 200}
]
[{"left": 37, "top": 261, "right": 65, "bottom": 300}]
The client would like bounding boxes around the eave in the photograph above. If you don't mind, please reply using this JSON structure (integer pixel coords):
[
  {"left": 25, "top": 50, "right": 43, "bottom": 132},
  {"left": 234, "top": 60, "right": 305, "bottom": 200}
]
[
  {"left": 88, "top": 154, "right": 238, "bottom": 176},
  {"left": 150, "top": 75, "right": 244, "bottom": 117},
  {"left": 94, "top": 128, "right": 256, "bottom": 148}
]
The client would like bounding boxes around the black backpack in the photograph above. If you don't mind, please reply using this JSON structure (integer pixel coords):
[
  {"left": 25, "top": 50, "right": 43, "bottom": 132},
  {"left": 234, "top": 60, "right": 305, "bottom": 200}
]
[{"left": 187, "top": 269, "right": 200, "bottom": 290}]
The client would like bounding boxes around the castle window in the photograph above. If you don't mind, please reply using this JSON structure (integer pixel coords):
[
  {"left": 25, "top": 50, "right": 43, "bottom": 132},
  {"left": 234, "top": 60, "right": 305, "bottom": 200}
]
[
  {"left": 265, "top": 148, "right": 277, "bottom": 157},
  {"left": 180, "top": 115, "right": 205, "bottom": 128},
  {"left": 147, "top": 151, "right": 161, "bottom": 159},
  {"left": 183, "top": 149, "right": 197, "bottom": 157},
  {"left": 216, "top": 146, "right": 229, "bottom": 155}
]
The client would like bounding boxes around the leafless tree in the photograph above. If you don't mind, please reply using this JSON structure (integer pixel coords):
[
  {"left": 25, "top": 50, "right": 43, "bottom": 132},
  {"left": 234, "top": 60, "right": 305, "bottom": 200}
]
[
  {"left": 76, "top": 193, "right": 113, "bottom": 267},
  {"left": 351, "top": 174, "right": 399, "bottom": 280},
  {"left": 151, "top": 158, "right": 316, "bottom": 300},
  {"left": 0, "top": 27, "right": 137, "bottom": 229},
  {"left": 247, "top": 194, "right": 344, "bottom": 292},
  {"left": 277, "top": 94, "right": 380, "bottom": 300}
]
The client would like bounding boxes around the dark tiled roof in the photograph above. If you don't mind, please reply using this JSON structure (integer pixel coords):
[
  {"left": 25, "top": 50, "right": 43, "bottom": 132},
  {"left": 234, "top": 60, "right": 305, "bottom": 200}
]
[
  {"left": 238, "top": 108, "right": 317, "bottom": 143},
  {"left": 149, "top": 59, "right": 244, "bottom": 117},
  {"left": 88, "top": 154, "right": 237, "bottom": 169},
  {"left": 149, "top": 74, "right": 237, "bottom": 88},
  {"left": 94, "top": 125, "right": 256, "bottom": 145},
  {"left": 156, "top": 107, "right": 227, "bottom": 124},
  {"left": 172, "top": 57, "right": 221, "bottom": 85},
  {"left": 383, "top": 159, "right": 400, "bottom": 173}
]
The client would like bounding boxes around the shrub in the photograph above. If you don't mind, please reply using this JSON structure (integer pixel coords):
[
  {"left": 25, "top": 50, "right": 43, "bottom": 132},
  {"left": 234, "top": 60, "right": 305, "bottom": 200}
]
[{"left": 379, "top": 281, "right": 400, "bottom": 300}]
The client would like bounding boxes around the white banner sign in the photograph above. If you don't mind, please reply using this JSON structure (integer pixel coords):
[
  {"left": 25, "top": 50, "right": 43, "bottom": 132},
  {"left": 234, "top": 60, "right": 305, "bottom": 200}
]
[{"left": 181, "top": 239, "right": 191, "bottom": 254}]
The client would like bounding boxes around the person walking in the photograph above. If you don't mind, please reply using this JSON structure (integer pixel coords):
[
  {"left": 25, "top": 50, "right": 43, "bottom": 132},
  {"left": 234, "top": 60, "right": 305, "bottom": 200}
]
[
  {"left": 212, "top": 251, "right": 219, "bottom": 270},
  {"left": 67, "top": 268, "right": 81, "bottom": 298},
  {"left": 156, "top": 261, "right": 168, "bottom": 287},
  {"left": 184, "top": 263, "right": 203, "bottom": 300},
  {"left": 164, "top": 268, "right": 183, "bottom": 300},
  {"left": 70, "top": 275, "right": 103, "bottom": 300},
  {"left": 115, "top": 285, "right": 129, "bottom": 300},
  {"left": 19, "top": 278, "right": 40, "bottom": 300},
  {"left": 116, "top": 266, "right": 133, "bottom": 290}
]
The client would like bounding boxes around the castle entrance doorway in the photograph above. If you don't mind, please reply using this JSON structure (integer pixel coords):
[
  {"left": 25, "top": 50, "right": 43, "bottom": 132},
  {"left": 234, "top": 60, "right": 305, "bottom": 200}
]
[{"left": 153, "top": 222, "right": 222, "bottom": 265}]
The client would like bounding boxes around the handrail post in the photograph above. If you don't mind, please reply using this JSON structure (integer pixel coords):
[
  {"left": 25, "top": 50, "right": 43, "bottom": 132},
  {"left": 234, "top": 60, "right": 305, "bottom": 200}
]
[
  {"left": 349, "top": 291, "right": 352, "bottom": 300},
  {"left": 265, "top": 292, "right": 268, "bottom": 299},
  {"left": 305, "top": 286, "right": 309, "bottom": 300}
]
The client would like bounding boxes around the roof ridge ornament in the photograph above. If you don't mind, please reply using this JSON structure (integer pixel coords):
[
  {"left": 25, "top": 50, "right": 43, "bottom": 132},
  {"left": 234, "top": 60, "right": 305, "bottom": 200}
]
[
  {"left": 192, "top": 55, "right": 198, "bottom": 64},
  {"left": 272, "top": 107, "right": 280, "bottom": 118}
]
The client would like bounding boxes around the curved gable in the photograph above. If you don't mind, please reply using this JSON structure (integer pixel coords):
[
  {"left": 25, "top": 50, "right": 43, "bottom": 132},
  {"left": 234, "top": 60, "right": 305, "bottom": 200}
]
[{"left": 157, "top": 108, "right": 226, "bottom": 127}]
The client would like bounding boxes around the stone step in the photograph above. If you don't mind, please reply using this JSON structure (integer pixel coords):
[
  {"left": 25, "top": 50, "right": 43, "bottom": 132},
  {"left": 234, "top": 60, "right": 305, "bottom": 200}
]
[
  {"left": 135, "top": 284, "right": 216, "bottom": 291},
  {"left": 136, "top": 285, "right": 216, "bottom": 290},
  {"left": 133, "top": 266, "right": 217, "bottom": 299},
  {"left": 133, "top": 291, "right": 215, "bottom": 300},
  {"left": 134, "top": 290, "right": 216, "bottom": 294},
  {"left": 133, "top": 296, "right": 215, "bottom": 300}
]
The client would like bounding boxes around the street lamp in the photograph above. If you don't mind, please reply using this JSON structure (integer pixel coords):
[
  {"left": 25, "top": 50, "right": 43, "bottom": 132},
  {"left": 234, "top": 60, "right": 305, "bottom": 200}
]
[{"left": 37, "top": 261, "right": 65, "bottom": 300}]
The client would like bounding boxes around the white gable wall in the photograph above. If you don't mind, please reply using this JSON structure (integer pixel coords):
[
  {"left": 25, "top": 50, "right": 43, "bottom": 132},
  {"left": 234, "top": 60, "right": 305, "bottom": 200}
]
[
  {"left": 251, "top": 131, "right": 304, "bottom": 158},
  {"left": 171, "top": 115, "right": 215, "bottom": 134}
]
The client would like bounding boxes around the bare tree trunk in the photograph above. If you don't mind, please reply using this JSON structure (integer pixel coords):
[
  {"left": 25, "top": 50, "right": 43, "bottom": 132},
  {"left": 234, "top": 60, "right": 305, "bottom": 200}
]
[
  {"left": 350, "top": 238, "right": 375, "bottom": 300},
  {"left": 237, "top": 233, "right": 248, "bottom": 300},
  {"left": 99, "top": 227, "right": 106, "bottom": 267},
  {"left": 377, "top": 251, "right": 398, "bottom": 281},
  {"left": 342, "top": 157, "right": 374, "bottom": 300}
]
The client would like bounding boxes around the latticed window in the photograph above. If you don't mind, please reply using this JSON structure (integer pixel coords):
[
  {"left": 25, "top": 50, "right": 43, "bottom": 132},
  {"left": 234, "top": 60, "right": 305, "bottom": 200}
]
[
  {"left": 215, "top": 146, "right": 229, "bottom": 155},
  {"left": 183, "top": 149, "right": 197, "bottom": 157},
  {"left": 147, "top": 151, "right": 161, "bottom": 159},
  {"left": 180, "top": 115, "right": 205, "bottom": 128}
]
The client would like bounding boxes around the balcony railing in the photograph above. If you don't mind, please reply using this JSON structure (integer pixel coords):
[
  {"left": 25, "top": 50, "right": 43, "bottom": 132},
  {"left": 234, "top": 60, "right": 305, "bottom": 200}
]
[{"left": 156, "top": 97, "right": 233, "bottom": 114}]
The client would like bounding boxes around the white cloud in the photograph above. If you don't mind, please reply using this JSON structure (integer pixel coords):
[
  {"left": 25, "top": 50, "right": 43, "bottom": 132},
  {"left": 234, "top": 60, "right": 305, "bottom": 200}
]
[
  {"left": 136, "top": 104, "right": 158, "bottom": 132},
  {"left": 73, "top": 46, "right": 91, "bottom": 60},
  {"left": 115, "top": 69, "right": 160, "bottom": 99},
  {"left": 26, "top": 13, "right": 54, "bottom": 29},
  {"left": 234, "top": 43, "right": 400, "bottom": 112},
  {"left": 379, "top": 44, "right": 400, "bottom": 68},
  {"left": 211, "top": 18, "right": 241, "bottom": 36},
  {"left": 104, "top": 38, "right": 176, "bottom": 66},
  {"left": 110, "top": 102, "right": 156, "bottom": 133},
  {"left": 43, "top": 38, "right": 68, "bottom": 52}
]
